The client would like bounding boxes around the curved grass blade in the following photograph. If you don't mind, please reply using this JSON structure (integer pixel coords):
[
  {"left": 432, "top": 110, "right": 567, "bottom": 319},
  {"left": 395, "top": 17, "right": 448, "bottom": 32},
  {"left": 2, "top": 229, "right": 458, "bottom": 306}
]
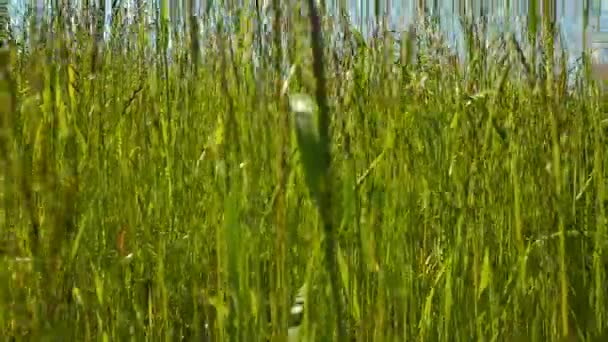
[{"left": 289, "top": 93, "right": 322, "bottom": 202}]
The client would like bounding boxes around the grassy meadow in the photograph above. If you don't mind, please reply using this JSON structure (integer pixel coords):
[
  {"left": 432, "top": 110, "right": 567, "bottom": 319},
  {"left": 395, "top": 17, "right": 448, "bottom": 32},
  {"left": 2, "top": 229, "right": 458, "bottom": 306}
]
[{"left": 1, "top": 2, "right": 608, "bottom": 341}]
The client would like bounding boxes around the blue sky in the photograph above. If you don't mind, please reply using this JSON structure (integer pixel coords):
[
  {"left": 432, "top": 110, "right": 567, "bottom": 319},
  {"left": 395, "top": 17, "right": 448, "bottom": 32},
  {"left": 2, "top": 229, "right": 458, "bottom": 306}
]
[{"left": 3, "top": 0, "right": 592, "bottom": 61}]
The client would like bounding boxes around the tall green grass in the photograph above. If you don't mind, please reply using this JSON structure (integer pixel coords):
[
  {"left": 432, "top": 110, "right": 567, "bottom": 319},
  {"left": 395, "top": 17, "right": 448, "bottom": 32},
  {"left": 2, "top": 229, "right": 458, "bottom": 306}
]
[{"left": 0, "top": 3, "right": 607, "bottom": 341}]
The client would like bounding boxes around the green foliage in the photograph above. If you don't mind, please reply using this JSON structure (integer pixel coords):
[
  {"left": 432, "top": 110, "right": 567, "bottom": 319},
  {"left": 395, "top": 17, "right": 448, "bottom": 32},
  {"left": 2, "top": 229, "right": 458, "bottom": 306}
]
[
  {"left": 0, "top": 5, "right": 607, "bottom": 342},
  {"left": 289, "top": 93, "right": 321, "bottom": 202}
]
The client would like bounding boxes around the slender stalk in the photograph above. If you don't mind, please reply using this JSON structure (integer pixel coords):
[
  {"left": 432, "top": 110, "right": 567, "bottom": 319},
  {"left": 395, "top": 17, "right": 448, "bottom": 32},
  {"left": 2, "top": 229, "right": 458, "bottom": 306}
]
[
  {"left": 271, "top": 0, "right": 289, "bottom": 339},
  {"left": 305, "top": 0, "right": 346, "bottom": 340}
]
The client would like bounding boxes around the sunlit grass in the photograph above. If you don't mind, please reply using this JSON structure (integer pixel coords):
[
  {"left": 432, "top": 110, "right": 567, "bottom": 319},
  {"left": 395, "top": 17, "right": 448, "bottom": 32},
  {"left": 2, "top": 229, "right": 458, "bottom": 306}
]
[{"left": 0, "top": 3, "right": 607, "bottom": 341}]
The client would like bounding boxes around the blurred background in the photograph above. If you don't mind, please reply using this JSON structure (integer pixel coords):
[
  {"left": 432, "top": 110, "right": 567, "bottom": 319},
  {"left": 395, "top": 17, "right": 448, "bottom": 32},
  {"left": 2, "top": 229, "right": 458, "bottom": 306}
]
[{"left": 0, "top": 1, "right": 599, "bottom": 63}]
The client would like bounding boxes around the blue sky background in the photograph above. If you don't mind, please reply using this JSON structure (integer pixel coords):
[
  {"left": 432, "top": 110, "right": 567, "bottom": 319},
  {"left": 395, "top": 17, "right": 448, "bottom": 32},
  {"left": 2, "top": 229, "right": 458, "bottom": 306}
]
[{"left": 2, "top": 0, "right": 594, "bottom": 62}]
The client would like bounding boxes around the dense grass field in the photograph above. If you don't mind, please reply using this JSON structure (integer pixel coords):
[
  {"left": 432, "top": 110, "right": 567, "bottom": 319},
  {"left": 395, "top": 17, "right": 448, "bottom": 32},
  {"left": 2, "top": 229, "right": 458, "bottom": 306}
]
[{"left": 1, "top": 2, "right": 608, "bottom": 341}]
